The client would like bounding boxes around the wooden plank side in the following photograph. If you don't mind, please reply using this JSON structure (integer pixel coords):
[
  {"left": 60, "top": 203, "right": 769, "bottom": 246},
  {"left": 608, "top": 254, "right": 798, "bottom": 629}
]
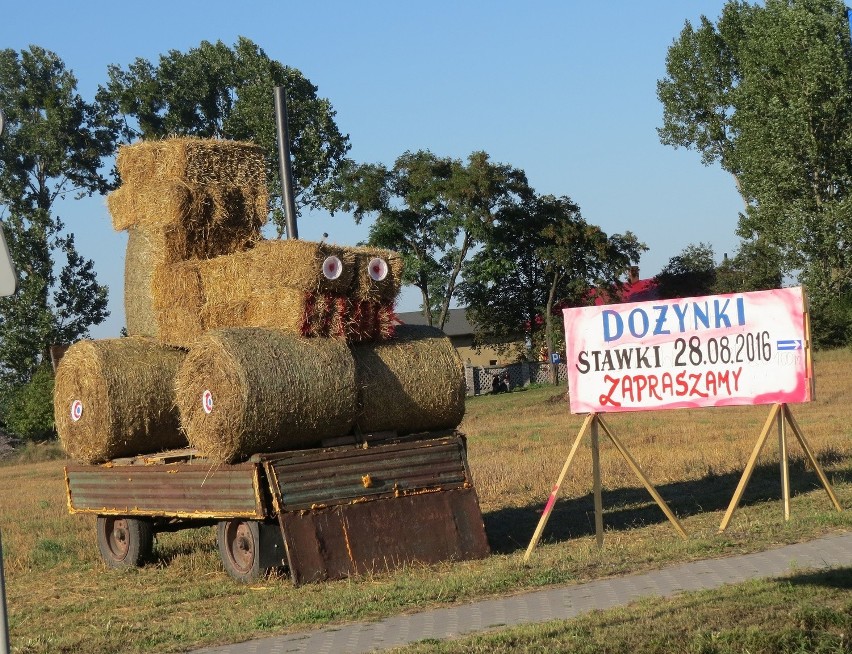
[{"left": 65, "top": 463, "right": 266, "bottom": 519}]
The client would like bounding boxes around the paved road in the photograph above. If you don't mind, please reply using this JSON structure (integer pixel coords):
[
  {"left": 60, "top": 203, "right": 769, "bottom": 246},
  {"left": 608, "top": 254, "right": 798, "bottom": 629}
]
[{"left": 192, "top": 531, "right": 852, "bottom": 654}]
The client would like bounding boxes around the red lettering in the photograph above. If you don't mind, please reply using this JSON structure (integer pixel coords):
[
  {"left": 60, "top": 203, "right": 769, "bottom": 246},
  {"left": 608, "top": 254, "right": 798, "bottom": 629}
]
[
  {"left": 688, "top": 373, "right": 709, "bottom": 398},
  {"left": 599, "top": 375, "right": 622, "bottom": 407},
  {"left": 675, "top": 371, "right": 688, "bottom": 396},
  {"left": 647, "top": 374, "right": 662, "bottom": 400}
]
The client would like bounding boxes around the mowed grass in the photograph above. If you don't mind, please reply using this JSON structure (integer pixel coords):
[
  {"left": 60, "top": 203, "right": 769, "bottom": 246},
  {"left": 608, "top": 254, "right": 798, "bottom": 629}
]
[
  {"left": 390, "top": 568, "right": 852, "bottom": 653},
  {"left": 2, "top": 348, "right": 852, "bottom": 653}
]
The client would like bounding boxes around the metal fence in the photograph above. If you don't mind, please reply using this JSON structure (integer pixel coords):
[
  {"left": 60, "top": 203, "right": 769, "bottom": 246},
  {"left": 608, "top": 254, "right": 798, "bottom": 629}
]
[{"left": 464, "top": 361, "right": 567, "bottom": 396}]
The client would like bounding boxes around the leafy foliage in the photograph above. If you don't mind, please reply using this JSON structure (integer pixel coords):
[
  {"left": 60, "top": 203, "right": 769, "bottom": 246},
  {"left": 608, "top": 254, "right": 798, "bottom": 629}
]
[
  {"left": 333, "top": 150, "right": 532, "bottom": 329},
  {"left": 97, "top": 37, "right": 351, "bottom": 236},
  {"left": 3, "top": 364, "right": 55, "bottom": 441},
  {"left": 461, "top": 194, "right": 646, "bottom": 361},
  {"left": 658, "top": 0, "right": 852, "bottom": 344},
  {"left": 0, "top": 46, "right": 112, "bottom": 398},
  {"left": 654, "top": 242, "right": 717, "bottom": 299}
]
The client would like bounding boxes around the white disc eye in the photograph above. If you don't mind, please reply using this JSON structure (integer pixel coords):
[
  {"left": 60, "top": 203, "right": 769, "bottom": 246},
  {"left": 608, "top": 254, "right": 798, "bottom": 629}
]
[
  {"left": 70, "top": 400, "right": 83, "bottom": 422},
  {"left": 368, "top": 257, "right": 388, "bottom": 282},
  {"left": 322, "top": 255, "right": 344, "bottom": 280}
]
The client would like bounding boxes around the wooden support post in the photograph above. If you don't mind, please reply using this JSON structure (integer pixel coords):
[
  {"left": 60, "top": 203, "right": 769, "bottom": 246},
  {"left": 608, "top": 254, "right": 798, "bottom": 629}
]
[
  {"left": 719, "top": 403, "right": 781, "bottom": 532},
  {"left": 523, "top": 414, "right": 594, "bottom": 562},
  {"left": 590, "top": 416, "right": 604, "bottom": 547},
  {"left": 783, "top": 405, "right": 842, "bottom": 512},
  {"left": 526, "top": 412, "right": 688, "bottom": 559},
  {"left": 720, "top": 403, "right": 841, "bottom": 532},
  {"left": 597, "top": 416, "right": 688, "bottom": 539},
  {"left": 778, "top": 406, "right": 790, "bottom": 521}
]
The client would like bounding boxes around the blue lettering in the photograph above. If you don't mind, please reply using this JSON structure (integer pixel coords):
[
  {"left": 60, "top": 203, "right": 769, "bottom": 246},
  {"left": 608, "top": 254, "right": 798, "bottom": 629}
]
[
  {"left": 714, "top": 299, "right": 731, "bottom": 328},
  {"left": 653, "top": 305, "right": 670, "bottom": 335},
  {"left": 603, "top": 310, "right": 623, "bottom": 342},
  {"left": 628, "top": 309, "right": 649, "bottom": 338},
  {"left": 736, "top": 297, "right": 746, "bottom": 326},
  {"left": 672, "top": 304, "right": 688, "bottom": 331},
  {"left": 693, "top": 302, "right": 710, "bottom": 329}
]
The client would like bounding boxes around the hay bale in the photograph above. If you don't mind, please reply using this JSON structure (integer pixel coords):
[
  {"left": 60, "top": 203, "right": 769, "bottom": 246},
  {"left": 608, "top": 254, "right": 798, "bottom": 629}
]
[
  {"left": 351, "top": 324, "right": 465, "bottom": 434},
  {"left": 107, "top": 181, "right": 267, "bottom": 237},
  {"left": 54, "top": 337, "right": 187, "bottom": 464},
  {"left": 350, "top": 246, "right": 404, "bottom": 302},
  {"left": 116, "top": 138, "right": 266, "bottom": 189},
  {"left": 149, "top": 260, "right": 205, "bottom": 347},
  {"left": 124, "top": 227, "right": 159, "bottom": 337},
  {"left": 198, "top": 240, "right": 356, "bottom": 299},
  {"left": 175, "top": 328, "right": 357, "bottom": 462}
]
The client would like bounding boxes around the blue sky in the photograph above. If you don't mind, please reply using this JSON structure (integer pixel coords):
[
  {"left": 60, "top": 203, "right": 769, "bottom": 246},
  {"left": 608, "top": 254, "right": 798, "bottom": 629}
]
[{"left": 1, "top": 1, "right": 744, "bottom": 339}]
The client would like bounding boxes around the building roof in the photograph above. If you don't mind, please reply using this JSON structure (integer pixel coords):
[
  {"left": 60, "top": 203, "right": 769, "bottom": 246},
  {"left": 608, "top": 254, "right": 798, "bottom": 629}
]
[{"left": 396, "top": 308, "right": 474, "bottom": 337}]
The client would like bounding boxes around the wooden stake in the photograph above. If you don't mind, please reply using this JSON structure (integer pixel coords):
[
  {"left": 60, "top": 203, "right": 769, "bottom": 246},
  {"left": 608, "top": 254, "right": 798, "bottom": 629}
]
[
  {"left": 778, "top": 406, "right": 790, "bottom": 521},
  {"left": 526, "top": 413, "right": 688, "bottom": 558},
  {"left": 720, "top": 403, "right": 842, "bottom": 532},
  {"left": 597, "top": 416, "right": 688, "bottom": 539},
  {"left": 523, "top": 414, "right": 594, "bottom": 562},
  {"left": 783, "top": 405, "right": 841, "bottom": 512},
  {"left": 719, "top": 403, "right": 781, "bottom": 532},
  {"left": 590, "top": 416, "right": 604, "bottom": 547}
]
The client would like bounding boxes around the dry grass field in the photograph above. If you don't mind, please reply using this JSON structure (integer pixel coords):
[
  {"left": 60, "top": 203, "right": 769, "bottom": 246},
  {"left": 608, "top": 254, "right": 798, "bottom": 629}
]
[{"left": 1, "top": 348, "right": 851, "bottom": 653}]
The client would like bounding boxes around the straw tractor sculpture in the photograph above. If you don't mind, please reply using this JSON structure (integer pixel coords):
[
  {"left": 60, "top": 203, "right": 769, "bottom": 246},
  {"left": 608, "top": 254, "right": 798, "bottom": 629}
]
[
  {"left": 54, "top": 138, "right": 488, "bottom": 583},
  {"left": 54, "top": 138, "right": 489, "bottom": 585}
]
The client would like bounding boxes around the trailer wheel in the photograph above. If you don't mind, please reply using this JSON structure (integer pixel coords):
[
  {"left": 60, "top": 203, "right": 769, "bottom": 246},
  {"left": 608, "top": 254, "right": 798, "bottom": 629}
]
[
  {"left": 217, "top": 520, "right": 262, "bottom": 583},
  {"left": 96, "top": 516, "right": 153, "bottom": 568}
]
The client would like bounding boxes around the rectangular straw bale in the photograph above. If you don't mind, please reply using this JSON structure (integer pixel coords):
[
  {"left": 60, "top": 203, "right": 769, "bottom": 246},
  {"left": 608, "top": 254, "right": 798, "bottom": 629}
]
[
  {"left": 198, "top": 240, "right": 356, "bottom": 300},
  {"left": 116, "top": 137, "right": 266, "bottom": 189},
  {"left": 350, "top": 246, "right": 404, "bottom": 302},
  {"left": 107, "top": 180, "right": 267, "bottom": 234},
  {"left": 150, "top": 260, "right": 205, "bottom": 347},
  {"left": 124, "top": 227, "right": 159, "bottom": 337}
]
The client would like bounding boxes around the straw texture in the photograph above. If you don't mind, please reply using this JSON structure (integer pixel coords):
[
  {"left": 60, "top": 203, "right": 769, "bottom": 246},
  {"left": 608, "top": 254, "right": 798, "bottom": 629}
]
[
  {"left": 54, "top": 337, "right": 187, "bottom": 463},
  {"left": 351, "top": 324, "right": 465, "bottom": 434},
  {"left": 175, "top": 328, "right": 357, "bottom": 463}
]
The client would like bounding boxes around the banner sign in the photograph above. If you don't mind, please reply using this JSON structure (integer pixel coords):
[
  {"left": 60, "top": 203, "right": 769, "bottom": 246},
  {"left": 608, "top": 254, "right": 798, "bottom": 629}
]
[{"left": 563, "top": 287, "right": 812, "bottom": 414}]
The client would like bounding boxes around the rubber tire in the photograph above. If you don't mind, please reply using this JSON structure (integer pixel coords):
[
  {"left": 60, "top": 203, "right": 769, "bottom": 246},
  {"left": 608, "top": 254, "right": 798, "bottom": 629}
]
[
  {"left": 96, "top": 516, "right": 154, "bottom": 568},
  {"left": 217, "top": 519, "right": 263, "bottom": 583}
]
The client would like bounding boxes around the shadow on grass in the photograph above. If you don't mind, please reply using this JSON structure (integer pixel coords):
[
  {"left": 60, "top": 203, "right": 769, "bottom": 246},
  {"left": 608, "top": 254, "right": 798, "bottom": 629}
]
[
  {"left": 785, "top": 567, "right": 852, "bottom": 589},
  {"left": 483, "top": 457, "right": 852, "bottom": 554}
]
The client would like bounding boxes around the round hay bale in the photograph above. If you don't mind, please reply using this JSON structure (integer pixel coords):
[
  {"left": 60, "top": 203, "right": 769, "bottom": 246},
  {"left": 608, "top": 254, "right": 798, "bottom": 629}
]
[
  {"left": 351, "top": 324, "right": 465, "bottom": 434},
  {"left": 175, "top": 328, "right": 357, "bottom": 463},
  {"left": 54, "top": 337, "right": 187, "bottom": 463}
]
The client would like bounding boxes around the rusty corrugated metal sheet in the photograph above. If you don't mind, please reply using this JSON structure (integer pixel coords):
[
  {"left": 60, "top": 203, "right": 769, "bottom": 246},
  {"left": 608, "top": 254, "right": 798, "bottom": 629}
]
[
  {"left": 280, "top": 487, "right": 491, "bottom": 585},
  {"left": 263, "top": 434, "right": 472, "bottom": 511},
  {"left": 65, "top": 462, "right": 266, "bottom": 519}
]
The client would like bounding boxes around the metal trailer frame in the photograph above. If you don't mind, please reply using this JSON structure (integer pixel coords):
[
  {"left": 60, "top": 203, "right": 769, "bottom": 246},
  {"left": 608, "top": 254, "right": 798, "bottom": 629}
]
[{"left": 65, "top": 431, "right": 491, "bottom": 584}]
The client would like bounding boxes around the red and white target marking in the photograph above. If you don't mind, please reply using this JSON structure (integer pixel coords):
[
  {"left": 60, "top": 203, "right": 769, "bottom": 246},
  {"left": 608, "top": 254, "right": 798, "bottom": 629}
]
[
  {"left": 368, "top": 257, "right": 388, "bottom": 281},
  {"left": 70, "top": 400, "right": 83, "bottom": 422},
  {"left": 322, "top": 255, "right": 343, "bottom": 280},
  {"left": 202, "top": 390, "right": 214, "bottom": 414}
]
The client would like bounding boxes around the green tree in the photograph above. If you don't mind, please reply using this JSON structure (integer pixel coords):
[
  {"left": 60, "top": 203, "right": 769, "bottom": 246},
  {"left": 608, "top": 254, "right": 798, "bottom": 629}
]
[
  {"left": 334, "top": 150, "right": 532, "bottom": 330},
  {"left": 98, "top": 37, "right": 350, "bottom": 236},
  {"left": 713, "top": 237, "right": 783, "bottom": 294},
  {"left": 0, "top": 46, "right": 113, "bottom": 401},
  {"left": 654, "top": 242, "right": 717, "bottom": 299},
  {"left": 658, "top": 0, "right": 852, "bottom": 345},
  {"left": 461, "top": 194, "right": 646, "bottom": 373},
  {"left": 3, "top": 364, "right": 55, "bottom": 441}
]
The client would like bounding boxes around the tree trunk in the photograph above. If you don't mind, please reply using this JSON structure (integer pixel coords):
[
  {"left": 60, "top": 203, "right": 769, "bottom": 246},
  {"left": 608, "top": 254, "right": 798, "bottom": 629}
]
[{"left": 545, "top": 270, "right": 560, "bottom": 386}]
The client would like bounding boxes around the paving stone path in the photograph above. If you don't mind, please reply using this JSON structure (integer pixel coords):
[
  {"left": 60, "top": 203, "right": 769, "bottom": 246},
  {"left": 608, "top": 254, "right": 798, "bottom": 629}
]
[{"left": 192, "top": 531, "right": 852, "bottom": 654}]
